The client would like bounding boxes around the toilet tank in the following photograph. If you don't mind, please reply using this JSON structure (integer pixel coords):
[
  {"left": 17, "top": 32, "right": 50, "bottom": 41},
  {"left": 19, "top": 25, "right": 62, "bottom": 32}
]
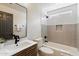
[{"left": 33, "top": 38, "right": 44, "bottom": 48}]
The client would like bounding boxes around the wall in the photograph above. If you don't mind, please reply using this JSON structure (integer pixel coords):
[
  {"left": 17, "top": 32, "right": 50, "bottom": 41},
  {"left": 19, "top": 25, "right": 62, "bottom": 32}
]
[
  {"left": 77, "top": 4, "right": 79, "bottom": 50},
  {"left": 47, "top": 4, "right": 77, "bottom": 47},
  {"left": 43, "top": 3, "right": 75, "bottom": 13},
  {"left": 26, "top": 3, "right": 55, "bottom": 40},
  {"left": 0, "top": 4, "right": 26, "bottom": 38},
  {"left": 27, "top": 4, "right": 41, "bottom": 40},
  {"left": 41, "top": 13, "right": 47, "bottom": 40},
  {"left": 40, "top": 3, "right": 76, "bottom": 41}
]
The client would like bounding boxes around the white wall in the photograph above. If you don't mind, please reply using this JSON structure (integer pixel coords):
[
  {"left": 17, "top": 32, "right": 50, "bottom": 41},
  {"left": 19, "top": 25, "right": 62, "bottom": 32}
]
[
  {"left": 0, "top": 4, "right": 26, "bottom": 37},
  {"left": 47, "top": 4, "right": 77, "bottom": 25},
  {"left": 77, "top": 4, "right": 79, "bottom": 23},
  {"left": 43, "top": 3, "right": 75, "bottom": 12},
  {"left": 27, "top": 4, "right": 41, "bottom": 40}
]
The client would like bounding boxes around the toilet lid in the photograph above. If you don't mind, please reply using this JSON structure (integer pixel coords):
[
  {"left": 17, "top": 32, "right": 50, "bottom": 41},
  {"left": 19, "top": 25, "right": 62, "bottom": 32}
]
[{"left": 39, "top": 46, "right": 54, "bottom": 54}]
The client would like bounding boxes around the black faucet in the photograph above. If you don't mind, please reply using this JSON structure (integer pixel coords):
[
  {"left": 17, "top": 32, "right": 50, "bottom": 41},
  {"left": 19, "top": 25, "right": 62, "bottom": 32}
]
[
  {"left": 44, "top": 36, "right": 48, "bottom": 42},
  {"left": 11, "top": 34, "right": 20, "bottom": 45},
  {"left": 14, "top": 35, "right": 20, "bottom": 44}
]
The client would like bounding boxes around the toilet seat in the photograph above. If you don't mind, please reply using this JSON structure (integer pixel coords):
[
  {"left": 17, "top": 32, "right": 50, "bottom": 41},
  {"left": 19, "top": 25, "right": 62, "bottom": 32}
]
[{"left": 39, "top": 46, "right": 54, "bottom": 54}]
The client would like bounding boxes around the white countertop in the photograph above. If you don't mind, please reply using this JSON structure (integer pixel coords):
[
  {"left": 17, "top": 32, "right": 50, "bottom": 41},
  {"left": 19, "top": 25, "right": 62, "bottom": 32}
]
[{"left": 0, "top": 38, "right": 37, "bottom": 56}]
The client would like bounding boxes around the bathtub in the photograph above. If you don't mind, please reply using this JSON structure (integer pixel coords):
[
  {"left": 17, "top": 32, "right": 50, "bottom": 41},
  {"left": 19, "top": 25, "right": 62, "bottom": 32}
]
[{"left": 43, "top": 41, "right": 79, "bottom": 56}]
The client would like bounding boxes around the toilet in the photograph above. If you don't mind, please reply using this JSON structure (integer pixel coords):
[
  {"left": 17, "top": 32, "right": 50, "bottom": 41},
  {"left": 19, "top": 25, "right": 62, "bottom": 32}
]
[
  {"left": 39, "top": 46, "right": 54, "bottom": 56},
  {"left": 33, "top": 38, "right": 54, "bottom": 56}
]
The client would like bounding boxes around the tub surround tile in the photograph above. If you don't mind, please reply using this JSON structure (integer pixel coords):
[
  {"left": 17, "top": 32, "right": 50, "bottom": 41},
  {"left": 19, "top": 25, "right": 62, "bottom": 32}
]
[{"left": 47, "top": 24, "right": 77, "bottom": 47}]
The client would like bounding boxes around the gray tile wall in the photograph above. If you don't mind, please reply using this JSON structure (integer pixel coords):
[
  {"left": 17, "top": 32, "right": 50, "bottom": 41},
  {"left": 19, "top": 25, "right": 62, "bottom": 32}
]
[
  {"left": 77, "top": 24, "right": 79, "bottom": 49},
  {"left": 47, "top": 24, "right": 77, "bottom": 47}
]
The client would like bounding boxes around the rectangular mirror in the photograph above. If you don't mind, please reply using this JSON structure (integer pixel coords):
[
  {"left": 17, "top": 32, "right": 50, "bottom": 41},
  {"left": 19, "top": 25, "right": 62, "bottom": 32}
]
[{"left": 0, "top": 3, "right": 27, "bottom": 40}]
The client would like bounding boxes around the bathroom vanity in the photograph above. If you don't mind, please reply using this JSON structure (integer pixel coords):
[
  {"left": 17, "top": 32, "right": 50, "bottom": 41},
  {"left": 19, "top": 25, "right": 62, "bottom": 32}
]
[
  {"left": 0, "top": 38, "right": 37, "bottom": 56},
  {"left": 13, "top": 44, "right": 37, "bottom": 56}
]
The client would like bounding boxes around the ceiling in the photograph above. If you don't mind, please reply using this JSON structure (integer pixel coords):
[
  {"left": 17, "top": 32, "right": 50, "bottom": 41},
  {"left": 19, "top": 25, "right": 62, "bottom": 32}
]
[
  {"left": 18, "top": 3, "right": 29, "bottom": 8},
  {"left": 18, "top": 3, "right": 55, "bottom": 8}
]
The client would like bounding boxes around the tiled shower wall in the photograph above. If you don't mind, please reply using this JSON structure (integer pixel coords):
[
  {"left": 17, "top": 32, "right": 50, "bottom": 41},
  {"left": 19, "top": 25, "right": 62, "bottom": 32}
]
[
  {"left": 77, "top": 24, "right": 79, "bottom": 48},
  {"left": 41, "top": 4, "right": 77, "bottom": 48},
  {"left": 47, "top": 4, "right": 77, "bottom": 47},
  {"left": 47, "top": 24, "right": 77, "bottom": 47}
]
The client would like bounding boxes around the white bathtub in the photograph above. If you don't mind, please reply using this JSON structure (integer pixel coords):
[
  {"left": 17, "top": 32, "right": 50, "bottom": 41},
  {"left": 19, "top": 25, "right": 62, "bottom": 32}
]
[{"left": 43, "top": 41, "right": 79, "bottom": 56}]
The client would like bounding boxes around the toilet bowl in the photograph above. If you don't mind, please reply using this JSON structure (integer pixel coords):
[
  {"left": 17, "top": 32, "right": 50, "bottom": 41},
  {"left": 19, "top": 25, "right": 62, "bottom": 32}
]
[
  {"left": 39, "top": 46, "right": 54, "bottom": 56},
  {"left": 33, "top": 38, "right": 54, "bottom": 56}
]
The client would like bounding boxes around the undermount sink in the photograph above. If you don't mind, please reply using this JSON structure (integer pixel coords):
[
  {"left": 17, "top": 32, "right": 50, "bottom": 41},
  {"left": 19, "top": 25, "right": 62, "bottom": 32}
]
[
  {"left": 0, "top": 38, "right": 37, "bottom": 56},
  {"left": 4, "top": 41, "right": 31, "bottom": 52}
]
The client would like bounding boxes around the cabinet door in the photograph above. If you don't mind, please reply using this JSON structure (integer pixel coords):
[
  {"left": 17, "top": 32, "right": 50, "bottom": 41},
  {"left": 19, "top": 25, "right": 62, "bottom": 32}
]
[{"left": 13, "top": 44, "right": 37, "bottom": 56}]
